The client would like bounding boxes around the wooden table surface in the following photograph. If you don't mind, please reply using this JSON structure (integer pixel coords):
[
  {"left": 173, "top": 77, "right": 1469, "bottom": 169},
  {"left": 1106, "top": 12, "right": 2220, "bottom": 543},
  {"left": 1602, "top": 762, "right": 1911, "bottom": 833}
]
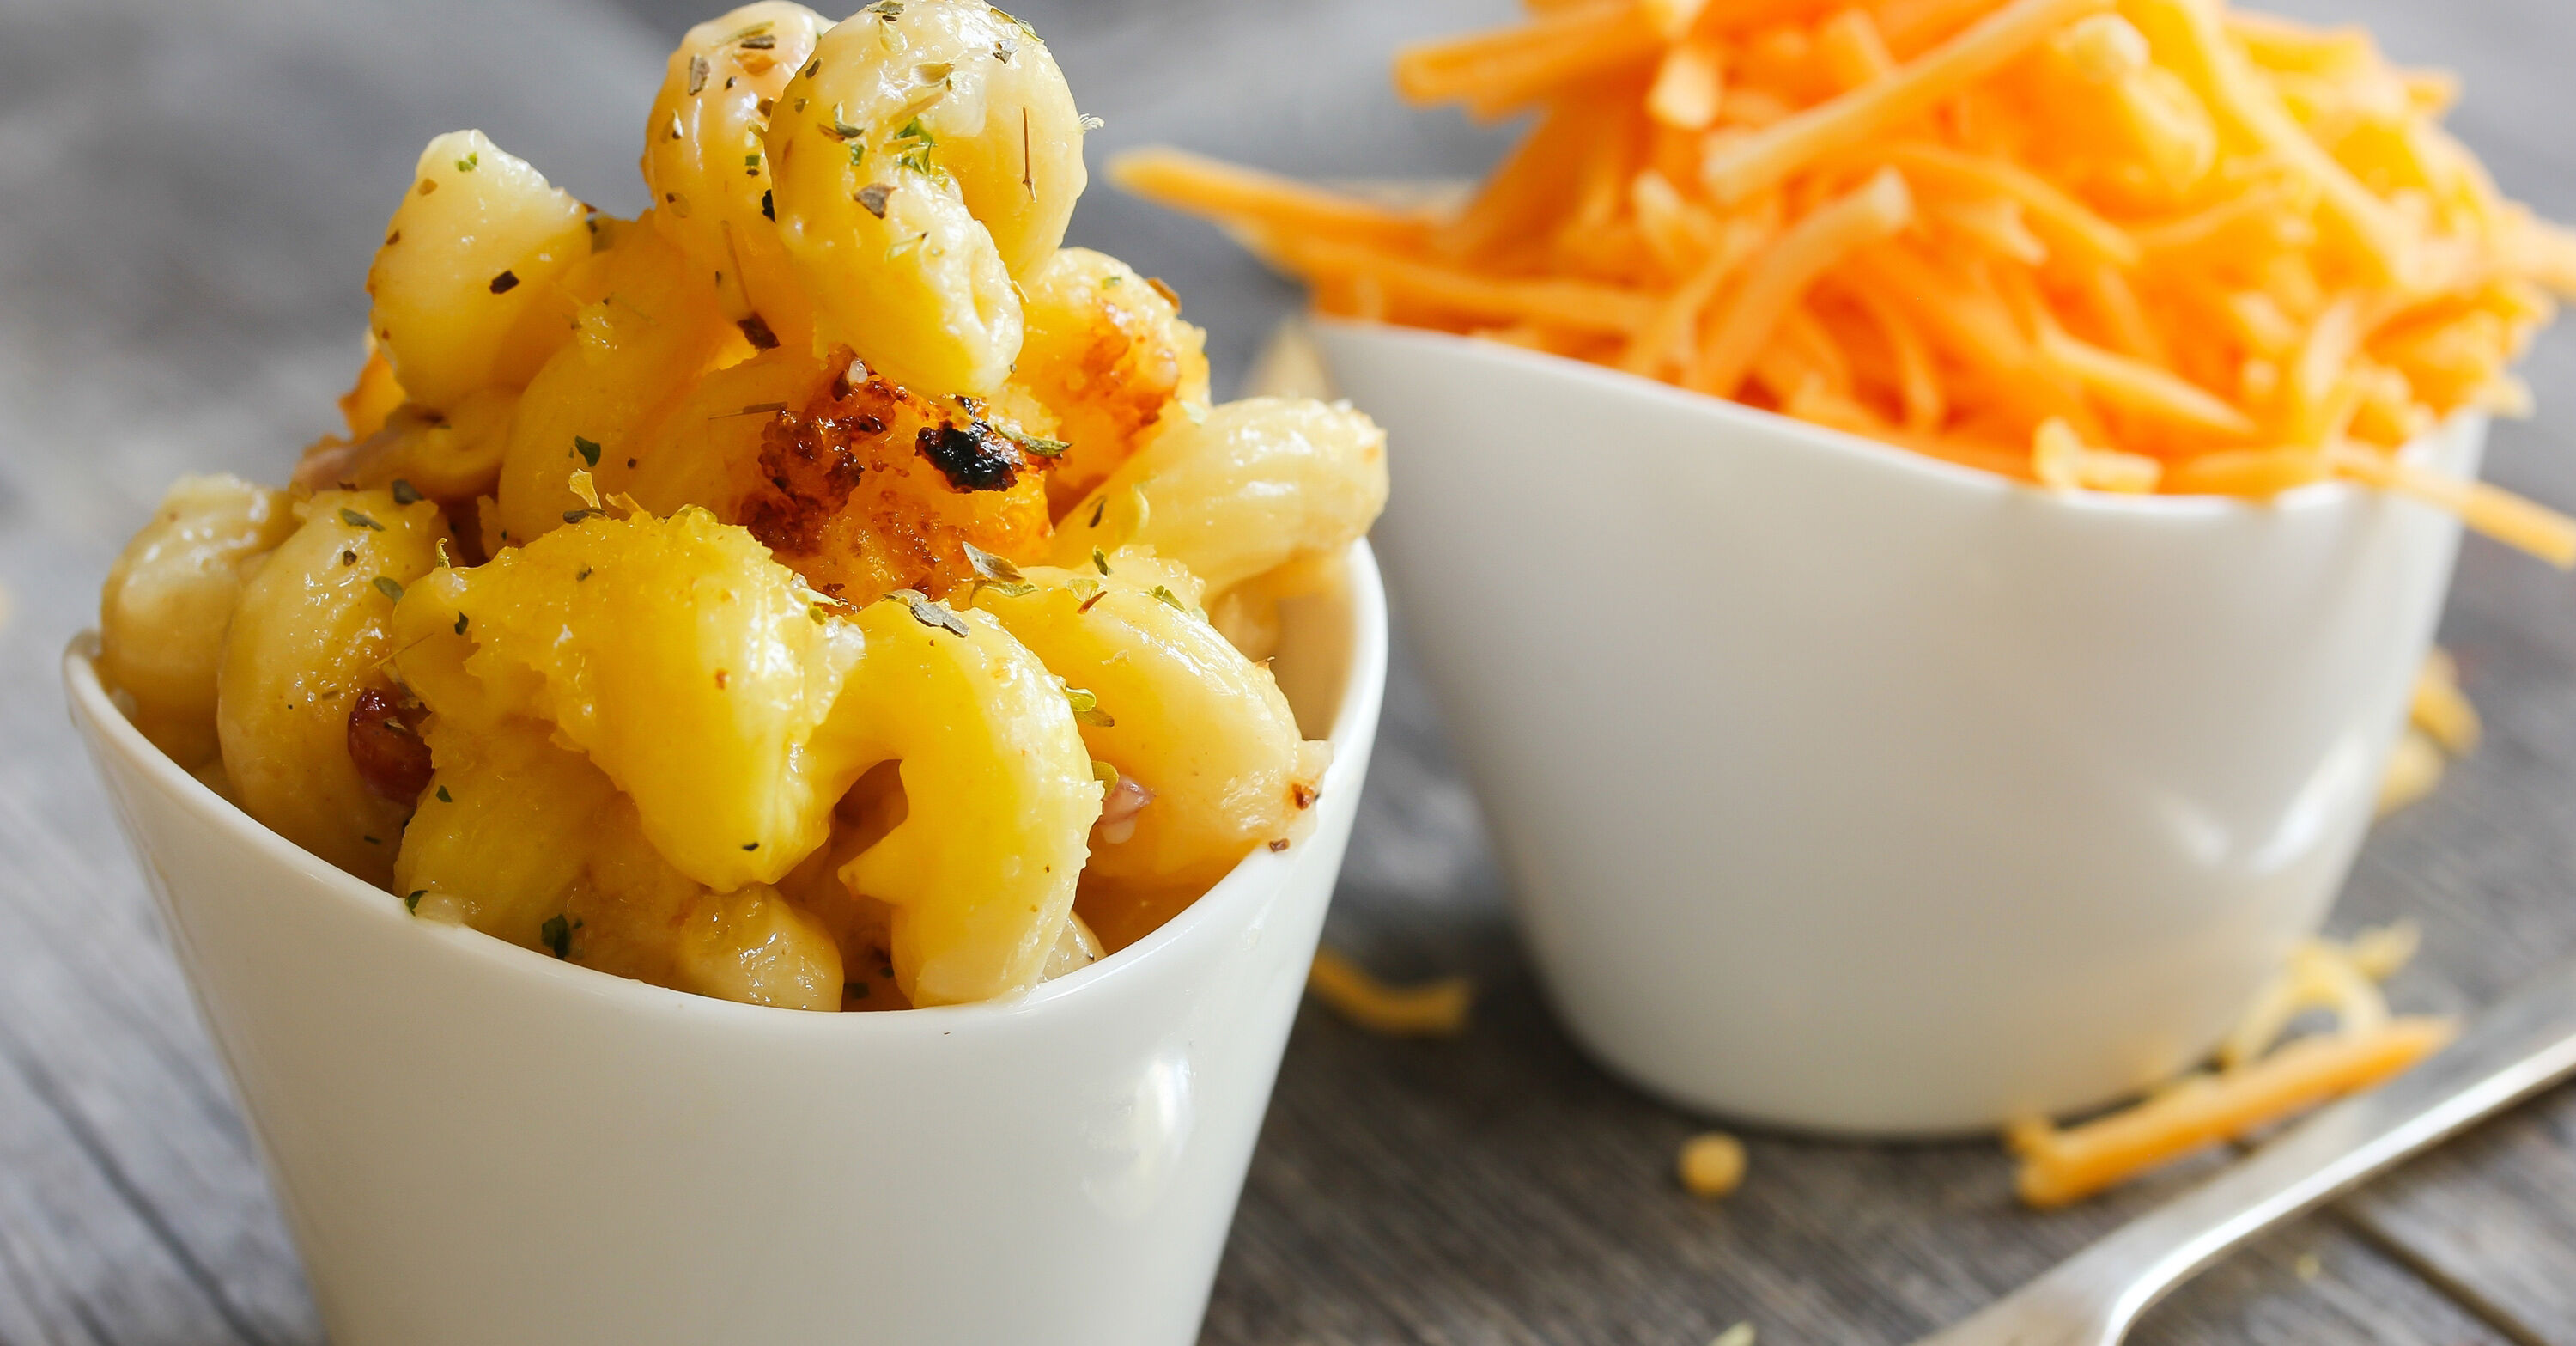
[{"left": 3, "top": 1, "right": 2574, "bottom": 1342}]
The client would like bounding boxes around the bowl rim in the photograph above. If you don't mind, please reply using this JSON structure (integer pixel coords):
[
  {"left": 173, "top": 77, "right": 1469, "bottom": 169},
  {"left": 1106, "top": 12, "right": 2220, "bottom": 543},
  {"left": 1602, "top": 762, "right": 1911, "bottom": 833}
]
[
  {"left": 64, "top": 539, "right": 1389, "bottom": 1032},
  {"left": 1311, "top": 316, "right": 2479, "bottom": 521}
]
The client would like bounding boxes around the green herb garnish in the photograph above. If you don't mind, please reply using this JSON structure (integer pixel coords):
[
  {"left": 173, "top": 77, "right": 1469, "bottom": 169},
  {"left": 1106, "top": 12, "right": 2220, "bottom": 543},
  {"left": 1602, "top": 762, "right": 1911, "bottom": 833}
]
[
  {"left": 340, "top": 507, "right": 382, "bottom": 531},
  {"left": 890, "top": 116, "right": 939, "bottom": 177},
  {"left": 891, "top": 588, "right": 969, "bottom": 637},
  {"left": 373, "top": 576, "right": 405, "bottom": 603},
  {"left": 1064, "top": 685, "right": 1115, "bottom": 728},
  {"left": 1006, "top": 429, "right": 1067, "bottom": 458}
]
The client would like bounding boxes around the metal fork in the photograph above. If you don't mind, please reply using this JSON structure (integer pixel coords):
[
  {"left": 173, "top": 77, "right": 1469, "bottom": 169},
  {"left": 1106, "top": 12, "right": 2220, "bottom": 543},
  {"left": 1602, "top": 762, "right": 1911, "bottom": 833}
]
[{"left": 1910, "top": 953, "right": 2576, "bottom": 1346}]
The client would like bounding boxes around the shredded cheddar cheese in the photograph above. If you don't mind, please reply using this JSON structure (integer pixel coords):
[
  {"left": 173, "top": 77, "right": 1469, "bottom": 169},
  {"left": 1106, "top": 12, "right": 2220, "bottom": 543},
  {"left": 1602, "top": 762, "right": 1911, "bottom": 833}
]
[
  {"left": 2009, "top": 922, "right": 2443, "bottom": 1206},
  {"left": 1116, "top": 0, "right": 2576, "bottom": 563},
  {"left": 1308, "top": 947, "right": 1475, "bottom": 1037},
  {"left": 2012, "top": 1016, "right": 2451, "bottom": 1206},
  {"left": 2409, "top": 648, "right": 2482, "bottom": 757},
  {"left": 2378, "top": 647, "right": 2481, "bottom": 816},
  {"left": 2378, "top": 728, "right": 2446, "bottom": 816}
]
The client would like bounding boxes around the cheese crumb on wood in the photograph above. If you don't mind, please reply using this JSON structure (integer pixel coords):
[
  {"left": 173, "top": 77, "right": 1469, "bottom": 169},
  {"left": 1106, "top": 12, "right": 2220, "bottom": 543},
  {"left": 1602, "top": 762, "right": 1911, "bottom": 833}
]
[{"left": 1679, "top": 1130, "right": 1747, "bottom": 1198}]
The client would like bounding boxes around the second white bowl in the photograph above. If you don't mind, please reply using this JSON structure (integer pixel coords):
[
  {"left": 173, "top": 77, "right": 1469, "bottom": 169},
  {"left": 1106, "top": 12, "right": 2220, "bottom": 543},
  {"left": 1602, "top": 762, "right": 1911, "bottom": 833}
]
[{"left": 1321, "top": 320, "right": 2470, "bottom": 1136}]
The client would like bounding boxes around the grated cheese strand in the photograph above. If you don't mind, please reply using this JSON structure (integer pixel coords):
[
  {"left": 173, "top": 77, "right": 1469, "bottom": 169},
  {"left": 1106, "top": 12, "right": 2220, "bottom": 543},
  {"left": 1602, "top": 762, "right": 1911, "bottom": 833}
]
[
  {"left": 1692, "top": 168, "right": 1912, "bottom": 395},
  {"left": 1699, "top": 0, "right": 2115, "bottom": 204},
  {"left": 1308, "top": 947, "right": 1473, "bottom": 1037},
  {"left": 2013, "top": 1016, "right": 2454, "bottom": 1208}
]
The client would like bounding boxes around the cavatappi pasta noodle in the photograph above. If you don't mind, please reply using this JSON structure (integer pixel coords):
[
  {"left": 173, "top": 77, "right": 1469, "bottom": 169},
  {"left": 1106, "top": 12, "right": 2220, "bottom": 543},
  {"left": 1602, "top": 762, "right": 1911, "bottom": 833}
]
[
  {"left": 94, "top": 0, "right": 1388, "bottom": 1012},
  {"left": 1117, "top": 0, "right": 2576, "bottom": 563}
]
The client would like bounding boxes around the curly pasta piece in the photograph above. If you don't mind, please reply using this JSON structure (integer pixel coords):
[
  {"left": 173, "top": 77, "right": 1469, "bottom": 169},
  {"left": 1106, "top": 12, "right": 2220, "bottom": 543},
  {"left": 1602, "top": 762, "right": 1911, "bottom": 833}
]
[
  {"left": 970, "top": 552, "right": 1323, "bottom": 951},
  {"left": 670, "top": 882, "right": 846, "bottom": 1009},
  {"left": 643, "top": 2, "right": 830, "bottom": 354},
  {"left": 1052, "top": 397, "right": 1388, "bottom": 598},
  {"left": 99, "top": 476, "right": 297, "bottom": 769},
  {"left": 399, "top": 726, "right": 845, "bottom": 1008},
  {"left": 818, "top": 594, "right": 1101, "bottom": 1005},
  {"left": 392, "top": 508, "right": 866, "bottom": 892},
  {"left": 397, "top": 715, "right": 622, "bottom": 947},
  {"left": 1014, "top": 247, "right": 1211, "bottom": 513},
  {"left": 294, "top": 390, "right": 519, "bottom": 504},
  {"left": 368, "top": 131, "right": 592, "bottom": 410},
  {"left": 765, "top": 0, "right": 1087, "bottom": 395},
  {"left": 491, "top": 222, "right": 744, "bottom": 547},
  {"left": 216, "top": 489, "right": 451, "bottom": 886}
]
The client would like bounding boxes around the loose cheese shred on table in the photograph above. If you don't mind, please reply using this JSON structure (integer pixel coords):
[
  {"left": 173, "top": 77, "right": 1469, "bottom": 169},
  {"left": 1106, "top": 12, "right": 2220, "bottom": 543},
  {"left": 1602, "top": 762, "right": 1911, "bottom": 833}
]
[
  {"left": 1308, "top": 947, "right": 1475, "bottom": 1037},
  {"left": 2409, "top": 648, "right": 2481, "bottom": 757},
  {"left": 2009, "top": 923, "right": 2445, "bottom": 1206},
  {"left": 2379, "top": 647, "right": 2480, "bottom": 816},
  {"left": 1678, "top": 1130, "right": 1749, "bottom": 1197},
  {"left": 1115, "top": 0, "right": 2576, "bottom": 564}
]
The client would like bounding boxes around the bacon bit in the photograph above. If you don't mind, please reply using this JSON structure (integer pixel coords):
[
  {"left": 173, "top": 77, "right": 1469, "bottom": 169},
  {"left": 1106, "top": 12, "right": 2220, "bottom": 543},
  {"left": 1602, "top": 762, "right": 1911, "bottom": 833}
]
[
  {"left": 1094, "top": 772, "right": 1156, "bottom": 844},
  {"left": 916, "top": 421, "right": 1024, "bottom": 491},
  {"left": 1145, "top": 276, "right": 1182, "bottom": 311},
  {"left": 741, "top": 398, "right": 872, "bottom": 555},
  {"left": 489, "top": 270, "right": 519, "bottom": 295},
  {"left": 347, "top": 686, "right": 435, "bottom": 805},
  {"left": 1269, "top": 838, "right": 1291, "bottom": 851},
  {"left": 737, "top": 314, "right": 781, "bottom": 350},
  {"left": 1291, "top": 782, "right": 1319, "bottom": 809}
]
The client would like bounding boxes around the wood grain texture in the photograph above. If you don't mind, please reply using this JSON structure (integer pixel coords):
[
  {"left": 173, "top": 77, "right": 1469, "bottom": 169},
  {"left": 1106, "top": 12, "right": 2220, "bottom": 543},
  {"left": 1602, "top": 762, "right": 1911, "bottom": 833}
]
[{"left": 0, "top": 0, "right": 2570, "bottom": 1343}]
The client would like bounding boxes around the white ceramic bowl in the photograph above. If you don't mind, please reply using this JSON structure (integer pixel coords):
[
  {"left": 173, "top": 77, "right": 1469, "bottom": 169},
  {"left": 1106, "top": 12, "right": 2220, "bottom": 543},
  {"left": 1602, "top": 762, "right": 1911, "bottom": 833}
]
[
  {"left": 1320, "top": 320, "right": 2474, "bottom": 1136},
  {"left": 64, "top": 544, "right": 1386, "bottom": 1346}
]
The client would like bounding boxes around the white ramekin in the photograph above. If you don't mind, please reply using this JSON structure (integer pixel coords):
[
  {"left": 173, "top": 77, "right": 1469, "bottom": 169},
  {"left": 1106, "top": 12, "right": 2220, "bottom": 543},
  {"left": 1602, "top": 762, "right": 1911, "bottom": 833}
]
[
  {"left": 1320, "top": 320, "right": 2473, "bottom": 1136},
  {"left": 65, "top": 543, "right": 1387, "bottom": 1346}
]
